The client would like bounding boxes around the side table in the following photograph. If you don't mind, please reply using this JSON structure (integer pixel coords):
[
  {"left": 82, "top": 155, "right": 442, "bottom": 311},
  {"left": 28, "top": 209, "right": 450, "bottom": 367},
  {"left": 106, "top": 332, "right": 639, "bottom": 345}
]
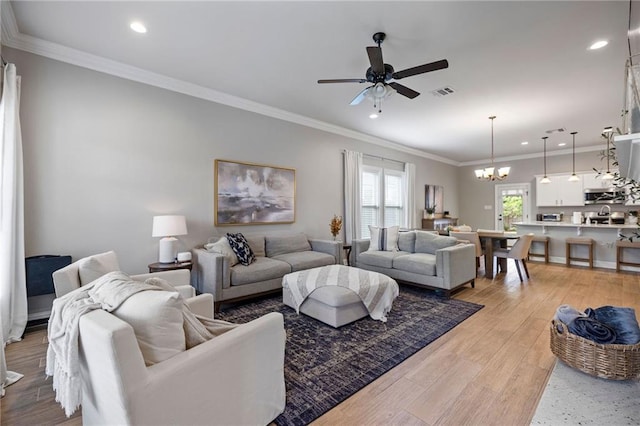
[{"left": 148, "top": 261, "right": 193, "bottom": 273}]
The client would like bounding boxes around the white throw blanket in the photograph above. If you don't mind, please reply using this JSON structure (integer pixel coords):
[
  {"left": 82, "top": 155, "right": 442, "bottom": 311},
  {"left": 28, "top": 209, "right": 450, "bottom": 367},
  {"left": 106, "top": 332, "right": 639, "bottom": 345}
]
[
  {"left": 283, "top": 264, "right": 399, "bottom": 322},
  {"left": 46, "top": 271, "right": 155, "bottom": 417},
  {"left": 46, "top": 271, "right": 236, "bottom": 417}
]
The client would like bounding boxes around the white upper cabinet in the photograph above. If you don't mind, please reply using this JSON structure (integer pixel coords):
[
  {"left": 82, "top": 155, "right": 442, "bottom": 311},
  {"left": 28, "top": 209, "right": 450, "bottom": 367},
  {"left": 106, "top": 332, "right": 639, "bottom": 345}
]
[
  {"left": 582, "top": 172, "right": 618, "bottom": 189},
  {"left": 536, "top": 174, "right": 584, "bottom": 207}
]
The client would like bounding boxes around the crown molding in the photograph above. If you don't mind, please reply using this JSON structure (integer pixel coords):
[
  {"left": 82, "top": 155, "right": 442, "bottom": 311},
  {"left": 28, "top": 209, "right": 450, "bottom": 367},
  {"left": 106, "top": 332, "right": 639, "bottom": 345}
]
[
  {"left": 459, "top": 144, "right": 603, "bottom": 167},
  {"left": 0, "top": 2, "right": 459, "bottom": 166}
]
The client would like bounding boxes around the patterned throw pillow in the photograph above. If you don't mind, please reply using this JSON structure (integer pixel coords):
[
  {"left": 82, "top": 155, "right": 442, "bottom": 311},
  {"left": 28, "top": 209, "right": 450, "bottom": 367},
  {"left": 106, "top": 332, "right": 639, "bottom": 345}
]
[
  {"left": 226, "top": 233, "right": 256, "bottom": 266},
  {"left": 368, "top": 225, "right": 399, "bottom": 252}
]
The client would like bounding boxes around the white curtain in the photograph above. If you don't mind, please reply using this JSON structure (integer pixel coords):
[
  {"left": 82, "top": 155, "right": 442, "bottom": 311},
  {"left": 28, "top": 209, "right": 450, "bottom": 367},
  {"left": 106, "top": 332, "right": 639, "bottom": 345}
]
[
  {"left": 404, "top": 162, "right": 416, "bottom": 229},
  {"left": 0, "top": 63, "right": 27, "bottom": 395},
  {"left": 343, "top": 150, "right": 362, "bottom": 244}
]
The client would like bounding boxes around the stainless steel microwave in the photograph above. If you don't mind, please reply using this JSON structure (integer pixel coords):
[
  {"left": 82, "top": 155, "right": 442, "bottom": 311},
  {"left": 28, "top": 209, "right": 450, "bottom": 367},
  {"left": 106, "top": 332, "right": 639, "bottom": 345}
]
[{"left": 583, "top": 188, "right": 625, "bottom": 204}]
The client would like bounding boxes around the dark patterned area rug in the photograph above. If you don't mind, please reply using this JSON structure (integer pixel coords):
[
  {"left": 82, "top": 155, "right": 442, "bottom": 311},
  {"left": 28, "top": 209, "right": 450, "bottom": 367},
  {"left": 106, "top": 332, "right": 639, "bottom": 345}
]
[{"left": 217, "top": 286, "right": 483, "bottom": 426}]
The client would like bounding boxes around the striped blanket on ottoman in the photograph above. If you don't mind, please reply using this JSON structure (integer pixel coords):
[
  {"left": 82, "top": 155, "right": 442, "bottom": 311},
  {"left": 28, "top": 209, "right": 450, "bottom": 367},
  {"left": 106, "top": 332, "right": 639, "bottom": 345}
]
[{"left": 282, "top": 265, "right": 399, "bottom": 322}]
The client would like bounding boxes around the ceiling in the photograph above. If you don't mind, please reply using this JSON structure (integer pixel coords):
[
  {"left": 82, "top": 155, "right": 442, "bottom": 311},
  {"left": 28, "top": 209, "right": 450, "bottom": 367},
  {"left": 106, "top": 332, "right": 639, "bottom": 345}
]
[{"left": 2, "top": 1, "right": 633, "bottom": 164}]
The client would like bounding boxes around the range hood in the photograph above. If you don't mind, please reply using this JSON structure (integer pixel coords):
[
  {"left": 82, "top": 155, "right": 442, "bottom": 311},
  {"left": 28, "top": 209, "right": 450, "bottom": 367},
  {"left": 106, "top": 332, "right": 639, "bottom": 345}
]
[{"left": 614, "top": 133, "right": 640, "bottom": 181}]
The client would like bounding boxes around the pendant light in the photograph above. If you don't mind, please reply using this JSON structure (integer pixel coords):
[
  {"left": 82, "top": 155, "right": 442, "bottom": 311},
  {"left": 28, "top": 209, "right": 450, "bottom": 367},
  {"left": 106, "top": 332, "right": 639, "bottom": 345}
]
[
  {"left": 540, "top": 136, "right": 551, "bottom": 184},
  {"left": 568, "top": 131, "right": 580, "bottom": 182},
  {"left": 602, "top": 126, "right": 614, "bottom": 180},
  {"left": 474, "top": 115, "right": 510, "bottom": 180}
]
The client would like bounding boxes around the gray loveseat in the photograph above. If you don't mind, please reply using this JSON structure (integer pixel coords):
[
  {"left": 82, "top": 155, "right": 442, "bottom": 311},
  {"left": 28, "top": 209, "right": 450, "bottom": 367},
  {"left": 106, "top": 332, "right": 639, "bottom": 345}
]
[
  {"left": 353, "top": 230, "right": 476, "bottom": 296},
  {"left": 193, "top": 232, "right": 341, "bottom": 311}
]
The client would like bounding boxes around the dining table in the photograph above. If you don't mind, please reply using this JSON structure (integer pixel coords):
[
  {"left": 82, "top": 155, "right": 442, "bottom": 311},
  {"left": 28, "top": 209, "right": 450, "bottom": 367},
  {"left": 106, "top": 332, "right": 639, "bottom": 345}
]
[{"left": 477, "top": 231, "right": 520, "bottom": 279}]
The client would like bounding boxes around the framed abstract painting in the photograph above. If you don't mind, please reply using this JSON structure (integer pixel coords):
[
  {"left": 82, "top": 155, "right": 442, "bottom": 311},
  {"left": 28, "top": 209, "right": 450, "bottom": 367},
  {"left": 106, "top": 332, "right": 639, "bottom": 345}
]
[{"left": 214, "top": 159, "right": 296, "bottom": 225}]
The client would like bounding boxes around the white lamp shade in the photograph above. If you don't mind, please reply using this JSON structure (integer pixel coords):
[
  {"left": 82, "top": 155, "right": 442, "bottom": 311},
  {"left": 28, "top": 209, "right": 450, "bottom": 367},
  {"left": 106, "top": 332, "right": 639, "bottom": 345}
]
[{"left": 152, "top": 215, "right": 187, "bottom": 237}]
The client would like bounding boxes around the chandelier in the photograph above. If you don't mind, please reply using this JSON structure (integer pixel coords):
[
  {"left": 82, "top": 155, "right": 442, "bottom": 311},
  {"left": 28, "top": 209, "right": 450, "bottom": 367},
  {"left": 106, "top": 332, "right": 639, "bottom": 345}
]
[{"left": 475, "top": 116, "right": 510, "bottom": 180}]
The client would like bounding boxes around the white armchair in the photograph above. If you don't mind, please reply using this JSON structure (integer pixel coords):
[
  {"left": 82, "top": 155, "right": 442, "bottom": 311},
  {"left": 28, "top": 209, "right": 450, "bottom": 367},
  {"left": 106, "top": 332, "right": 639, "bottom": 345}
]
[
  {"left": 78, "top": 310, "right": 286, "bottom": 425},
  {"left": 52, "top": 250, "right": 213, "bottom": 318},
  {"left": 53, "top": 251, "right": 287, "bottom": 425}
]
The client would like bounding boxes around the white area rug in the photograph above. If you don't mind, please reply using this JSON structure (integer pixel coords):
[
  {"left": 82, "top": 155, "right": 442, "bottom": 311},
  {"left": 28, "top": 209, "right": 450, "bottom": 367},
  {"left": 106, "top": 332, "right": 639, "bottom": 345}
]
[{"left": 532, "top": 360, "right": 640, "bottom": 425}]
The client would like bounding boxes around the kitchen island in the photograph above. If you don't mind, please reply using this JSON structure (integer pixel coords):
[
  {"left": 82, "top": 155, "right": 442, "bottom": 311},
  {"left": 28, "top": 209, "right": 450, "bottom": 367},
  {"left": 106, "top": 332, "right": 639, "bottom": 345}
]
[{"left": 515, "top": 222, "right": 640, "bottom": 271}]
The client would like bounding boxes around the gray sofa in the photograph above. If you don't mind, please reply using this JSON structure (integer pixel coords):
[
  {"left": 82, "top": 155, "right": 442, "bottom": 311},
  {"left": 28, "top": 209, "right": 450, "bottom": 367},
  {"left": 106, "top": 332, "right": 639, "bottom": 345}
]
[
  {"left": 353, "top": 230, "right": 476, "bottom": 296},
  {"left": 193, "top": 232, "right": 341, "bottom": 311}
]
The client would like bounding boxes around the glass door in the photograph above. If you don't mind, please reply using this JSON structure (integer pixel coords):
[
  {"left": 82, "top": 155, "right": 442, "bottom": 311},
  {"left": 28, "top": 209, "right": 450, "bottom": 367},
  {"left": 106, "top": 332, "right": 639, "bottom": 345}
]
[{"left": 495, "top": 183, "right": 530, "bottom": 231}]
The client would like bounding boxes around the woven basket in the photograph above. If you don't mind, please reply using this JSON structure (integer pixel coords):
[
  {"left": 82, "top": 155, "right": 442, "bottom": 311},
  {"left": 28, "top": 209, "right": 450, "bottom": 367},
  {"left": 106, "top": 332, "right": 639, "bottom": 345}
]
[{"left": 550, "top": 320, "right": 640, "bottom": 380}]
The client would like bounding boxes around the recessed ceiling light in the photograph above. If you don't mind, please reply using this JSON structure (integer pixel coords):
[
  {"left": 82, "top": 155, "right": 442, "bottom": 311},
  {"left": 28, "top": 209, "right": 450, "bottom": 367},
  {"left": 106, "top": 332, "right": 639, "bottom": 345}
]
[
  {"left": 521, "top": 141, "right": 529, "bottom": 145},
  {"left": 589, "top": 40, "right": 608, "bottom": 50},
  {"left": 130, "top": 21, "right": 147, "bottom": 34},
  {"left": 369, "top": 113, "right": 379, "bottom": 119},
  {"left": 558, "top": 142, "right": 566, "bottom": 147}
]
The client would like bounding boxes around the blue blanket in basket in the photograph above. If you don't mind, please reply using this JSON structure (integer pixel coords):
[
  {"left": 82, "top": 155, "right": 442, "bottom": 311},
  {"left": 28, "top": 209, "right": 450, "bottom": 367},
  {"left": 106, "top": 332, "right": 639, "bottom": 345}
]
[
  {"left": 585, "top": 306, "right": 640, "bottom": 345},
  {"left": 568, "top": 316, "right": 617, "bottom": 344}
]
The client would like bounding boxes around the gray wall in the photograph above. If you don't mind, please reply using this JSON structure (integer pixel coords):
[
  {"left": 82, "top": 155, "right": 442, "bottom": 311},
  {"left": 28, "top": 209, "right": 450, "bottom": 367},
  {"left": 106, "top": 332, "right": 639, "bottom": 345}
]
[
  {"left": 7, "top": 47, "right": 459, "bottom": 273},
  {"left": 457, "top": 150, "right": 631, "bottom": 229}
]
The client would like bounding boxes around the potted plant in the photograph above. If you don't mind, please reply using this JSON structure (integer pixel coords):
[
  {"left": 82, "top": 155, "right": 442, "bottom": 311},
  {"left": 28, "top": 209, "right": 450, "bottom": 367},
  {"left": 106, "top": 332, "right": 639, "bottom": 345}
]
[
  {"left": 425, "top": 205, "right": 436, "bottom": 219},
  {"left": 329, "top": 214, "right": 342, "bottom": 241}
]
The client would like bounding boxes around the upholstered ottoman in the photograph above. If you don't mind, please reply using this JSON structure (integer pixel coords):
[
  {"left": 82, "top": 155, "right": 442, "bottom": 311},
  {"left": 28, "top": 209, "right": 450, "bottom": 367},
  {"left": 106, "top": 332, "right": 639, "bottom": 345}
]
[{"left": 282, "top": 264, "right": 399, "bottom": 328}]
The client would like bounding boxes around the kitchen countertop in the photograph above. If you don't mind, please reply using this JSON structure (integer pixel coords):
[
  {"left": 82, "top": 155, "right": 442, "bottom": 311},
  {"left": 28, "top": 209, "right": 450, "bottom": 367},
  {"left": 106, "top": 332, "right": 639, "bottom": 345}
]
[{"left": 516, "top": 221, "right": 639, "bottom": 229}]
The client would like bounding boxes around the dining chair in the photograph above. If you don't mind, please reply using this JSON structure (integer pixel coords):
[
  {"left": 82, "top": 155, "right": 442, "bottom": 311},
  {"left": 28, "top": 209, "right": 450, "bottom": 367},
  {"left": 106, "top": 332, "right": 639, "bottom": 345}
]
[
  {"left": 449, "top": 231, "right": 484, "bottom": 272},
  {"left": 493, "top": 233, "right": 534, "bottom": 282}
]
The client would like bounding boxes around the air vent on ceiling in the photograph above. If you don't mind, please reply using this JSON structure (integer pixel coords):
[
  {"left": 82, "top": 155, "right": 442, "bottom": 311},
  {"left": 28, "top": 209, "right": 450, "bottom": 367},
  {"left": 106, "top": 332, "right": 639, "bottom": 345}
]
[
  {"left": 545, "top": 127, "right": 566, "bottom": 134},
  {"left": 430, "top": 86, "right": 456, "bottom": 97}
]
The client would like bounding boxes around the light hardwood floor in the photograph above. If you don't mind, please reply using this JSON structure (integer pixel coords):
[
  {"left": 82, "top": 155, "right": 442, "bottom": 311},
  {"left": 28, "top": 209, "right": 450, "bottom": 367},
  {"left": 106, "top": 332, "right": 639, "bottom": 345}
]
[{"left": 3, "top": 261, "right": 639, "bottom": 425}]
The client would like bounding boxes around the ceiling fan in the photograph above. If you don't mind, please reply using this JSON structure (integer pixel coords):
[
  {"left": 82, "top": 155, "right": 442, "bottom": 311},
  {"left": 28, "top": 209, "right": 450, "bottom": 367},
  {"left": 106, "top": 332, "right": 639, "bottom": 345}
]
[{"left": 318, "top": 32, "right": 449, "bottom": 113}]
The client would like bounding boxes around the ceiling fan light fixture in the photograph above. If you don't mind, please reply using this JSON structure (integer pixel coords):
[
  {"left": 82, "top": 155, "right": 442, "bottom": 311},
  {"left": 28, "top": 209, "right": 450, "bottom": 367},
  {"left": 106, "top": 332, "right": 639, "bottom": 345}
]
[{"left": 318, "top": 32, "right": 448, "bottom": 113}]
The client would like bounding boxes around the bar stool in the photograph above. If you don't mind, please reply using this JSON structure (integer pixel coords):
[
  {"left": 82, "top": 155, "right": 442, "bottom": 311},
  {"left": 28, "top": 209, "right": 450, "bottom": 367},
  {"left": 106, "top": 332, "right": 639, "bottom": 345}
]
[
  {"left": 616, "top": 240, "right": 640, "bottom": 272},
  {"left": 565, "top": 237, "right": 594, "bottom": 268},
  {"left": 528, "top": 235, "right": 549, "bottom": 263}
]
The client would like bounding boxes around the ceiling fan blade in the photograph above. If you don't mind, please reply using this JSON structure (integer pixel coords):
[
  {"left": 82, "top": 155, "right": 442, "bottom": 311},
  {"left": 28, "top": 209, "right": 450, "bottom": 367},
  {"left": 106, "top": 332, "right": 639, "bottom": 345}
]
[
  {"left": 388, "top": 82, "right": 420, "bottom": 99},
  {"left": 366, "top": 46, "right": 385, "bottom": 74},
  {"left": 318, "top": 78, "right": 367, "bottom": 84},
  {"left": 392, "top": 59, "right": 449, "bottom": 80},
  {"left": 350, "top": 86, "right": 371, "bottom": 105}
]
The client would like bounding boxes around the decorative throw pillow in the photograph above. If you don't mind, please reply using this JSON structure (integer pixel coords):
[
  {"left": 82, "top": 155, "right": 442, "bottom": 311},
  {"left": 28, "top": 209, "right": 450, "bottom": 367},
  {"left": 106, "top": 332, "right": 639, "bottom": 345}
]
[
  {"left": 226, "top": 233, "right": 256, "bottom": 266},
  {"left": 415, "top": 231, "right": 458, "bottom": 255},
  {"left": 112, "top": 289, "right": 186, "bottom": 366},
  {"left": 244, "top": 234, "right": 266, "bottom": 257},
  {"left": 368, "top": 225, "right": 399, "bottom": 252},
  {"left": 265, "top": 233, "right": 311, "bottom": 258},
  {"left": 204, "top": 237, "right": 239, "bottom": 267},
  {"left": 77, "top": 251, "right": 120, "bottom": 285}
]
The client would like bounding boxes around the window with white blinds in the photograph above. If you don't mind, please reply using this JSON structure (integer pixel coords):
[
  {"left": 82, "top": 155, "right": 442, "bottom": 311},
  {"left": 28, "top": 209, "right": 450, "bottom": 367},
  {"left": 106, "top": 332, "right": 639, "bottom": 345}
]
[{"left": 361, "top": 163, "right": 406, "bottom": 239}]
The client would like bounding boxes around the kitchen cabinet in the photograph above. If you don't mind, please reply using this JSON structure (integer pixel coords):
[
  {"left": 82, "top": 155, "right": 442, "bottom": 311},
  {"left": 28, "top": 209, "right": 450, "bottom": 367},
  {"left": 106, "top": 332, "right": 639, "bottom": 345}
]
[
  {"left": 582, "top": 171, "right": 618, "bottom": 190},
  {"left": 536, "top": 174, "right": 584, "bottom": 207}
]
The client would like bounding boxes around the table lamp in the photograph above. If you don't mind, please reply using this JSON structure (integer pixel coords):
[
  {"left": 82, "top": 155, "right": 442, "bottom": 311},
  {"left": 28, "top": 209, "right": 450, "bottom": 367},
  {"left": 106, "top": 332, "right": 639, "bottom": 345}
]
[{"left": 152, "top": 215, "right": 188, "bottom": 263}]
